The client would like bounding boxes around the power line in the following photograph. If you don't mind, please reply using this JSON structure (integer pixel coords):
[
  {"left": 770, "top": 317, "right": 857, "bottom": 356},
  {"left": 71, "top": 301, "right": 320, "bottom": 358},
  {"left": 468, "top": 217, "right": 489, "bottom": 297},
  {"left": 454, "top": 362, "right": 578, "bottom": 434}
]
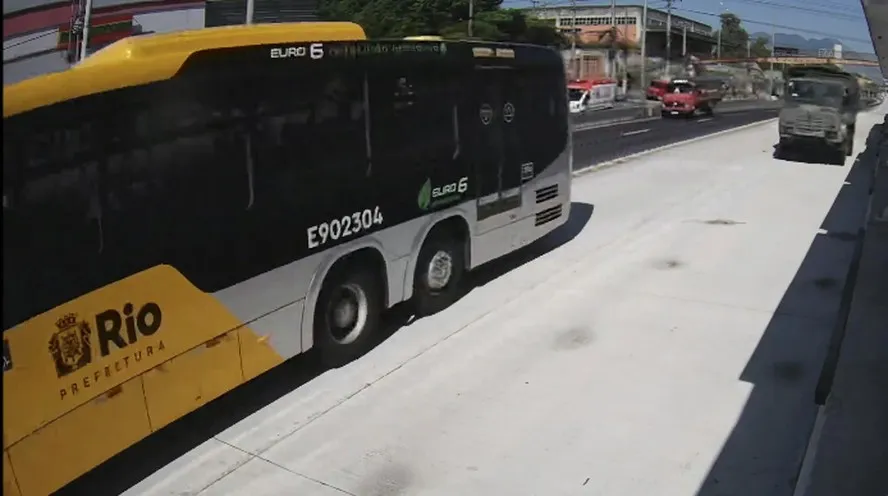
[
  {"left": 673, "top": 6, "right": 873, "bottom": 44},
  {"left": 725, "top": 0, "right": 862, "bottom": 21},
  {"left": 765, "top": 0, "right": 861, "bottom": 14},
  {"left": 515, "top": 0, "right": 871, "bottom": 48}
]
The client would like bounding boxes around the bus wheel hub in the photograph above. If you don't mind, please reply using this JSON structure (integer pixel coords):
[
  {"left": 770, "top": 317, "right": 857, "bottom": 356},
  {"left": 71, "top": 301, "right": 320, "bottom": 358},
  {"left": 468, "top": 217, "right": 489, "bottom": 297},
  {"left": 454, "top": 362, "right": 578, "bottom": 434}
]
[
  {"left": 427, "top": 251, "right": 453, "bottom": 290},
  {"left": 329, "top": 283, "right": 367, "bottom": 344}
]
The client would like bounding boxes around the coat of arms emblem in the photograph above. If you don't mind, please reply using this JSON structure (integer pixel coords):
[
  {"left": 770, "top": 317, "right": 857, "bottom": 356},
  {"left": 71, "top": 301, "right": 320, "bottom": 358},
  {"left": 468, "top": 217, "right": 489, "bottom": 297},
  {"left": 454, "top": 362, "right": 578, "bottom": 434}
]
[{"left": 49, "top": 313, "right": 92, "bottom": 377}]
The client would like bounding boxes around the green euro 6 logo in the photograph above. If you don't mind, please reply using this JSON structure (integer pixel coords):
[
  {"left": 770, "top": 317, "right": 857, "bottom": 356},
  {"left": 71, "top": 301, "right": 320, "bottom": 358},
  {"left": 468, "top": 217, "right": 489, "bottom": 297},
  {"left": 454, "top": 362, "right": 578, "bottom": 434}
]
[{"left": 418, "top": 179, "right": 432, "bottom": 210}]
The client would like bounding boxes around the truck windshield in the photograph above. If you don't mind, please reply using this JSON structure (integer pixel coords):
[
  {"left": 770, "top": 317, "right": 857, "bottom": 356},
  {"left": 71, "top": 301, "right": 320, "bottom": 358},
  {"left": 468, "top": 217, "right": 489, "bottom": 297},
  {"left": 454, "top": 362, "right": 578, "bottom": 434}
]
[
  {"left": 786, "top": 79, "right": 845, "bottom": 106},
  {"left": 667, "top": 83, "right": 695, "bottom": 94}
]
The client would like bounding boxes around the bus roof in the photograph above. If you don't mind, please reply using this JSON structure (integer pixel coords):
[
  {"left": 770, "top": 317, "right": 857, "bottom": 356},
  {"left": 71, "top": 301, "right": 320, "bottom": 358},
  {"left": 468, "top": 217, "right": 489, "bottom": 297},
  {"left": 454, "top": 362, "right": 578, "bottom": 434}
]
[{"left": 3, "top": 21, "right": 366, "bottom": 119}]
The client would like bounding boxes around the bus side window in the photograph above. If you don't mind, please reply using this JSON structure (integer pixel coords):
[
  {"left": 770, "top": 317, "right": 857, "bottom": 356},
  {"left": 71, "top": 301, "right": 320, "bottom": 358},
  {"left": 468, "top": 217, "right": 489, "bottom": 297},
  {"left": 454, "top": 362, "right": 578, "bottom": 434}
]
[
  {"left": 367, "top": 61, "right": 455, "bottom": 168},
  {"left": 516, "top": 68, "right": 567, "bottom": 170},
  {"left": 101, "top": 82, "right": 250, "bottom": 292},
  {"left": 3, "top": 115, "right": 105, "bottom": 330}
]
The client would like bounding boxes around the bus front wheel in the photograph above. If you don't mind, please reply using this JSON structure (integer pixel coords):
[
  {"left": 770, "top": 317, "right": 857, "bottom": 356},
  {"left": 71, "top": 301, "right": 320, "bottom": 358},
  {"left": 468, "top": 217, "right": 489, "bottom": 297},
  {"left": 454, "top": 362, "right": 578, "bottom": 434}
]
[
  {"left": 314, "top": 267, "right": 382, "bottom": 367},
  {"left": 413, "top": 231, "right": 466, "bottom": 316}
]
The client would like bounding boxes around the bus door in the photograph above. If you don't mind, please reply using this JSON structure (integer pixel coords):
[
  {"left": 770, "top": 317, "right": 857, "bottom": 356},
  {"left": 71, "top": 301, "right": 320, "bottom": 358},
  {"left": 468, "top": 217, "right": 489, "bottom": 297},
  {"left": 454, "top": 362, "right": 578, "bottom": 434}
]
[{"left": 468, "top": 66, "right": 523, "bottom": 233}]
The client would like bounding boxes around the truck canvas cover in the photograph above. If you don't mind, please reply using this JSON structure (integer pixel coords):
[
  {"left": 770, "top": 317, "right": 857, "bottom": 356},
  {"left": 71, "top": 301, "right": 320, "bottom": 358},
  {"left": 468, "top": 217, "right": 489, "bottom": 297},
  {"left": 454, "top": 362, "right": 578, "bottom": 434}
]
[{"left": 786, "top": 65, "right": 860, "bottom": 95}]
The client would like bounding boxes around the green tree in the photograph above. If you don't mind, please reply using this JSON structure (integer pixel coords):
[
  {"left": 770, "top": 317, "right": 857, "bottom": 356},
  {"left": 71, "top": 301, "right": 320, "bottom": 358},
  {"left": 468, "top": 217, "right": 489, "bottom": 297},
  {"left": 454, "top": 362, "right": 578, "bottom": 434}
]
[
  {"left": 713, "top": 12, "right": 750, "bottom": 58},
  {"left": 318, "top": 0, "right": 564, "bottom": 45},
  {"left": 749, "top": 36, "right": 770, "bottom": 58}
]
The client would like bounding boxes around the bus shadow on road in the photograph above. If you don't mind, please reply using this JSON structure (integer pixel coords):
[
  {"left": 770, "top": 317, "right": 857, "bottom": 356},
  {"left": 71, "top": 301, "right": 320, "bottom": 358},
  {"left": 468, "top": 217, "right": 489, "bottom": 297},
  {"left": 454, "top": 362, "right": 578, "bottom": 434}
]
[
  {"left": 695, "top": 124, "right": 882, "bottom": 496},
  {"left": 59, "top": 201, "right": 594, "bottom": 496}
]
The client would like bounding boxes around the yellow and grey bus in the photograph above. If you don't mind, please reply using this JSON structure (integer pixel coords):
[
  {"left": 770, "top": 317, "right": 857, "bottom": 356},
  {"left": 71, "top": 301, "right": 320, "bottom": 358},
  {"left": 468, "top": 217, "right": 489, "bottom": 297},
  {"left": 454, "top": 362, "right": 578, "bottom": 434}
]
[{"left": 2, "top": 21, "right": 571, "bottom": 495}]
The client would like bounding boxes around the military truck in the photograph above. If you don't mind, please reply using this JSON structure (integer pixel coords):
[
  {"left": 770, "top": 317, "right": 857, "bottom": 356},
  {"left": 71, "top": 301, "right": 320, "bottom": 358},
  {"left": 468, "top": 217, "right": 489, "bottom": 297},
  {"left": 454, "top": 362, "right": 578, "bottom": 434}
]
[{"left": 777, "top": 65, "right": 860, "bottom": 163}]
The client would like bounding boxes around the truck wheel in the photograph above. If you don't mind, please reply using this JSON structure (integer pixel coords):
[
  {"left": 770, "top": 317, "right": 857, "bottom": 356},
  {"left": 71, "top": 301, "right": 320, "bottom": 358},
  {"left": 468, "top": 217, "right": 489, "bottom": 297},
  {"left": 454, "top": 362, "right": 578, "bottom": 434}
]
[
  {"left": 830, "top": 145, "right": 846, "bottom": 165},
  {"left": 314, "top": 267, "right": 383, "bottom": 367},
  {"left": 413, "top": 230, "right": 466, "bottom": 316}
]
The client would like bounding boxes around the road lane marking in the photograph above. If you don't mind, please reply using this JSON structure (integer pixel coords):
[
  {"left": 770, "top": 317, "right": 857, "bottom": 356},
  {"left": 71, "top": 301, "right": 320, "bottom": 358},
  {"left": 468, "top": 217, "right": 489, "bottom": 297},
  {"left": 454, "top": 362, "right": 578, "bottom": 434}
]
[
  {"left": 696, "top": 118, "right": 713, "bottom": 123},
  {"left": 573, "top": 116, "right": 660, "bottom": 132},
  {"left": 621, "top": 128, "right": 651, "bottom": 137}
]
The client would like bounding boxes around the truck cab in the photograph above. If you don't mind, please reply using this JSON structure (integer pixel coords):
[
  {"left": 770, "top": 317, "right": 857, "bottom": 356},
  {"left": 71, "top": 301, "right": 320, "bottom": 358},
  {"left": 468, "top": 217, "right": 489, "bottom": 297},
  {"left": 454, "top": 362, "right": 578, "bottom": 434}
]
[
  {"left": 777, "top": 65, "right": 860, "bottom": 162},
  {"left": 646, "top": 80, "right": 669, "bottom": 101},
  {"left": 661, "top": 78, "right": 724, "bottom": 117}
]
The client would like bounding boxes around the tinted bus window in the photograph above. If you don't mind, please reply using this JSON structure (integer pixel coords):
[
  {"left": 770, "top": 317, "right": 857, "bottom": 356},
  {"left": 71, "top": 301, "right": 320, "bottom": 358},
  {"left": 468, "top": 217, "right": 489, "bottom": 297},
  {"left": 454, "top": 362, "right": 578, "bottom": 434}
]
[{"left": 367, "top": 61, "right": 456, "bottom": 167}]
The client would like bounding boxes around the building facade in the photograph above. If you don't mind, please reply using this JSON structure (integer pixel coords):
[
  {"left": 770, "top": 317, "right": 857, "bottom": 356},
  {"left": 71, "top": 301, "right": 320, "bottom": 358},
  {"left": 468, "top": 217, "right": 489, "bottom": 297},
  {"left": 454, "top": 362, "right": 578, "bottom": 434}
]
[
  {"left": 3, "top": 0, "right": 318, "bottom": 85},
  {"left": 532, "top": 4, "right": 715, "bottom": 58}
]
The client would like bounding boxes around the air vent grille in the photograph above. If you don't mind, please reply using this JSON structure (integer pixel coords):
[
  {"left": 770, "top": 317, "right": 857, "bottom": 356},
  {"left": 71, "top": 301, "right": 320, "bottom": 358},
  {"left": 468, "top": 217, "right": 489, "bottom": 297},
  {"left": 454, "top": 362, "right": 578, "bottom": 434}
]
[
  {"left": 535, "top": 185, "right": 558, "bottom": 204},
  {"left": 535, "top": 204, "right": 562, "bottom": 226}
]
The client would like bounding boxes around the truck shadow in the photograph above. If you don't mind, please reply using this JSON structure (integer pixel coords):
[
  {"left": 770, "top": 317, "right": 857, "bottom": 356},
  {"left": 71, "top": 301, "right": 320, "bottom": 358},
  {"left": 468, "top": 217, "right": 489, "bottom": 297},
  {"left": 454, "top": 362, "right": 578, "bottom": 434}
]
[
  {"left": 772, "top": 142, "right": 848, "bottom": 166},
  {"left": 57, "top": 201, "right": 594, "bottom": 496},
  {"left": 695, "top": 124, "right": 882, "bottom": 496}
]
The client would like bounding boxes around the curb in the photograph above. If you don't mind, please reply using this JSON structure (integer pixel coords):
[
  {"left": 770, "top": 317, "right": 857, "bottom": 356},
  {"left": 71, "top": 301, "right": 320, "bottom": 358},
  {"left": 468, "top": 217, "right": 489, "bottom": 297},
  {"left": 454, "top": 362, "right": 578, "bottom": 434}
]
[{"left": 572, "top": 117, "right": 778, "bottom": 177}]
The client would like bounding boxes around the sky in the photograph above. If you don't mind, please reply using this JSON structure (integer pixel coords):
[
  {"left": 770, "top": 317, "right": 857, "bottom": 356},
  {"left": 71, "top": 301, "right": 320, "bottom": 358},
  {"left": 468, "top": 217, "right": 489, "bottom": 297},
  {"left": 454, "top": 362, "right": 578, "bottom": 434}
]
[{"left": 509, "top": 0, "right": 875, "bottom": 53}]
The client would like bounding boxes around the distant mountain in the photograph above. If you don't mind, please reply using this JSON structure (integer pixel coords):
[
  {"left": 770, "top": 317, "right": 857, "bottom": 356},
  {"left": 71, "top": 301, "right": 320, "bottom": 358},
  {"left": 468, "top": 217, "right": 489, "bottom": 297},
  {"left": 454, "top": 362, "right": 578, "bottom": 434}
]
[
  {"left": 749, "top": 32, "right": 876, "bottom": 61},
  {"left": 750, "top": 32, "right": 838, "bottom": 51}
]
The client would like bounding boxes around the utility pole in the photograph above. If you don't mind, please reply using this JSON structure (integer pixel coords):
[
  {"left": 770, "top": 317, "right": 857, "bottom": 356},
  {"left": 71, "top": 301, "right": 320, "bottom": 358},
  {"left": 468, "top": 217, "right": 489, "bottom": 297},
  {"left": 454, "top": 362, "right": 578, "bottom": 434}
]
[
  {"left": 665, "top": 0, "right": 673, "bottom": 77},
  {"left": 769, "top": 30, "right": 776, "bottom": 95},
  {"left": 640, "top": 0, "right": 648, "bottom": 90},
  {"left": 716, "top": 28, "right": 721, "bottom": 59},
  {"left": 570, "top": 0, "right": 578, "bottom": 79},
  {"left": 682, "top": 25, "right": 687, "bottom": 57},
  {"left": 610, "top": 0, "right": 616, "bottom": 79},
  {"left": 78, "top": 0, "right": 93, "bottom": 61},
  {"left": 245, "top": 0, "right": 254, "bottom": 24},
  {"left": 468, "top": 0, "right": 474, "bottom": 37}
]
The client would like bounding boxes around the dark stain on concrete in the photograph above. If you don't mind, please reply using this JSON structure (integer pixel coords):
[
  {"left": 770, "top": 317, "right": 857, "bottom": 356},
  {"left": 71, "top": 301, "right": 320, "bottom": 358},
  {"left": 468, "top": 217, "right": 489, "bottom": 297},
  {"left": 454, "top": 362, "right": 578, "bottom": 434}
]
[
  {"left": 654, "top": 258, "right": 684, "bottom": 270},
  {"left": 702, "top": 219, "right": 746, "bottom": 226},
  {"left": 553, "top": 327, "right": 594, "bottom": 351},
  {"left": 355, "top": 462, "right": 416, "bottom": 496}
]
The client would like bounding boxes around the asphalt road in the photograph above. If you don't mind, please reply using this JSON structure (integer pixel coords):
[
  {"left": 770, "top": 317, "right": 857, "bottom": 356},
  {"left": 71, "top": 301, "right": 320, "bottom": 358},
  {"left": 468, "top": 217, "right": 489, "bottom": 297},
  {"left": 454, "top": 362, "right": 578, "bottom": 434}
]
[
  {"left": 573, "top": 107, "right": 781, "bottom": 168},
  {"left": 571, "top": 99, "right": 782, "bottom": 126}
]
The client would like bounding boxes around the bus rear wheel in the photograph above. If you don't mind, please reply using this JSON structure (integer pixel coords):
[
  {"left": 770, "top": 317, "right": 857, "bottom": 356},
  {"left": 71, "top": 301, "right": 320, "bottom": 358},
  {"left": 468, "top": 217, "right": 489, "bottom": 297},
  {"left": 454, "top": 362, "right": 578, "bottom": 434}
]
[
  {"left": 413, "top": 231, "right": 465, "bottom": 316},
  {"left": 314, "top": 267, "right": 382, "bottom": 367}
]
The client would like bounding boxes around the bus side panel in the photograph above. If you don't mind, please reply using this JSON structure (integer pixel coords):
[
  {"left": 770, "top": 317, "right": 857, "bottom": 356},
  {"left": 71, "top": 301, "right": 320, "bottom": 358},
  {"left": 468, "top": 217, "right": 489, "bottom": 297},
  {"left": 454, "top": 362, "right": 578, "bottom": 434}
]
[
  {"left": 3, "top": 451, "right": 22, "bottom": 496},
  {"left": 7, "top": 376, "right": 150, "bottom": 496},
  {"left": 141, "top": 329, "right": 242, "bottom": 431},
  {"left": 237, "top": 301, "right": 301, "bottom": 382},
  {"left": 1, "top": 265, "right": 256, "bottom": 450}
]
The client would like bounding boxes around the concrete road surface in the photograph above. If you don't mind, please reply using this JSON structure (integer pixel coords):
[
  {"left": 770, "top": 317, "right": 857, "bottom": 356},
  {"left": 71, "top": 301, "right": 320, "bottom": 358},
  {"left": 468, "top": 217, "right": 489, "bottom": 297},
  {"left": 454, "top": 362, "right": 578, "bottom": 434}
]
[{"left": 102, "top": 108, "right": 885, "bottom": 496}]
